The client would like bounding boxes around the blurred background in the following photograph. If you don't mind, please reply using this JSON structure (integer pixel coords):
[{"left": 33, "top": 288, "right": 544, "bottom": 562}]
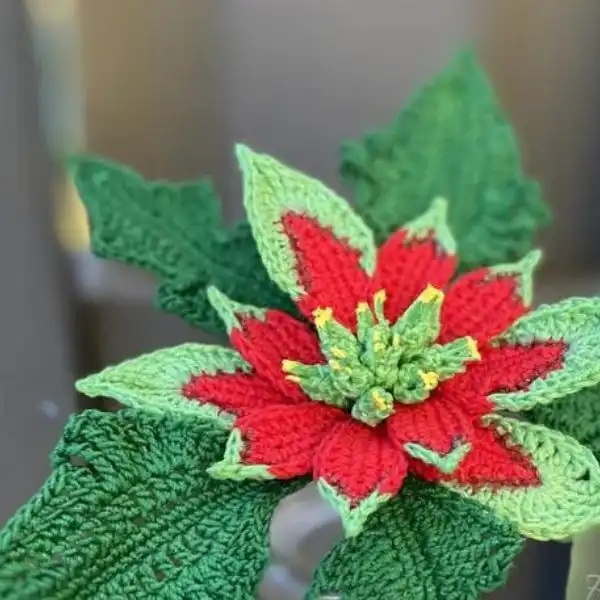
[{"left": 1, "top": 0, "right": 600, "bottom": 598}]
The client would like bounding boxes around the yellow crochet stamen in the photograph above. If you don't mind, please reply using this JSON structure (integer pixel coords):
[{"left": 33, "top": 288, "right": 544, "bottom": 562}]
[
  {"left": 329, "top": 359, "right": 343, "bottom": 371},
  {"left": 465, "top": 337, "right": 481, "bottom": 361},
  {"left": 331, "top": 347, "right": 347, "bottom": 359},
  {"left": 373, "top": 289, "right": 387, "bottom": 304},
  {"left": 372, "top": 390, "right": 388, "bottom": 411},
  {"left": 356, "top": 302, "right": 370, "bottom": 314},
  {"left": 419, "top": 370, "right": 440, "bottom": 391},
  {"left": 281, "top": 359, "right": 300, "bottom": 373},
  {"left": 313, "top": 307, "right": 333, "bottom": 328},
  {"left": 418, "top": 284, "right": 445, "bottom": 304}
]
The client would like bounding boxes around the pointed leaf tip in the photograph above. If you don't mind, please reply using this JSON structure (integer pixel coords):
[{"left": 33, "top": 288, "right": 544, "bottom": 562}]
[
  {"left": 207, "top": 286, "right": 268, "bottom": 334},
  {"left": 404, "top": 196, "right": 456, "bottom": 255},
  {"left": 490, "top": 248, "right": 542, "bottom": 307}
]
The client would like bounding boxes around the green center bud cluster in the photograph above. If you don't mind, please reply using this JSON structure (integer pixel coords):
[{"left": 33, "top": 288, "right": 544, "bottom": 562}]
[{"left": 283, "top": 285, "right": 480, "bottom": 427}]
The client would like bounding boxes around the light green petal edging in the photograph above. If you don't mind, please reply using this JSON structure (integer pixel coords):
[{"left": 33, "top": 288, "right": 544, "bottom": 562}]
[
  {"left": 207, "top": 285, "right": 268, "bottom": 334},
  {"left": 403, "top": 197, "right": 456, "bottom": 255},
  {"left": 447, "top": 416, "right": 600, "bottom": 540},
  {"left": 489, "top": 248, "right": 542, "bottom": 307},
  {"left": 76, "top": 343, "right": 248, "bottom": 425},
  {"left": 207, "top": 428, "right": 274, "bottom": 481},
  {"left": 317, "top": 479, "right": 392, "bottom": 538},
  {"left": 404, "top": 442, "right": 471, "bottom": 474},
  {"left": 237, "top": 144, "right": 376, "bottom": 300},
  {"left": 491, "top": 297, "right": 600, "bottom": 411}
]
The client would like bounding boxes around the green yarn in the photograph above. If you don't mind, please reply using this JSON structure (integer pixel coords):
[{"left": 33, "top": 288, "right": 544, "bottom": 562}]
[
  {"left": 207, "top": 428, "right": 275, "bottom": 481},
  {"left": 238, "top": 144, "right": 377, "bottom": 299},
  {"left": 307, "top": 478, "right": 524, "bottom": 600},
  {"left": 491, "top": 297, "right": 600, "bottom": 411},
  {"left": 448, "top": 416, "right": 600, "bottom": 540},
  {"left": 316, "top": 480, "right": 392, "bottom": 539},
  {"left": 404, "top": 442, "right": 472, "bottom": 475},
  {"left": 70, "top": 155, "right": 296, "bottom": 335},
  {"left": 403, "top": 197, "right": 456, "bottom": 255},
  {"left": 75, "top": 342, "right": 247, "bottom": 425},
  {"left": 340, "top": 49, "right": 550, "bottom": 271},
  {"left": 528, "top": 382, "right": 600, "bottom": 461},
  {"left": 283, "top": 284, "right": 479, "bottom": 425},
  {"left": 0, "top": 410, "right": 303, "bottom": 599},
  {"left": 489, "top": 249, "right": 542, "bottom": 307}
]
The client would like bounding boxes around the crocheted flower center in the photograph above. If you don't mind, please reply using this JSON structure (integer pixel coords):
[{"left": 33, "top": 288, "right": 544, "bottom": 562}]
[{"left": 282, "top": 286, "right": 481, "bottom": 426}]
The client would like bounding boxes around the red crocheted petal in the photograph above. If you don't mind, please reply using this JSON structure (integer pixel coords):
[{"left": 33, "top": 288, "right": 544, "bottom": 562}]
[
  {"left": 282, "top": 213, "right": 370, "bottom": 329},
  {"left": 314, "top": 419, "right": 408, "bottom": 502},
  {"left": 371, "top": 230, "right": 457, "bottom": 323},
  {"left": 183, "top": 371, "right": 289, "bottom": 417},
  {"left": 237, "top": 403, "right": 348, "bottom": 479},
  {"left": 448, "top": 423, "right": 541, "bottom": 486},
  {"left": 440, "top": 268, "right": 529, "bottom": 343},
  {"left": 230, "top": 309, "right": 324, "bottom": 402},
  {"left": 413, "top": 423, "right": 540, "bottom": 486},
  {"left": 448, "top": 341, "right": 567, "bottom": 397},
  {"left": 387, "top": 391, "right": 476, "bottom": 455}
]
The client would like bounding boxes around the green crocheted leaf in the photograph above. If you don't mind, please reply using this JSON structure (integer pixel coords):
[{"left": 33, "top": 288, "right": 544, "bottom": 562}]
[
  {"left": 449, "top": 417, "right": 600, "bottom": 540},
  {"left": 342, "top": 49, "right": 549, "bottom": 270},
  {"left": 76, "top": 343, "right": 246, "bottom": 425},
  {"left": 71, "top": 156, "right": 295, "bottom": 334},
  {"left": 491, "top": 297, "right": 600, "bottom": 411},
  {"left": 528, "top": 383, "right": 600, "bottom": 461},
  {"left": 0, "top": 409, "right": 303, "bottom": 600},
  {"left": 238, "top": 144, "right": 376, "bottom": 300},
  {"left": 307, "top": 478, "right": 523, "bottom": 600}
]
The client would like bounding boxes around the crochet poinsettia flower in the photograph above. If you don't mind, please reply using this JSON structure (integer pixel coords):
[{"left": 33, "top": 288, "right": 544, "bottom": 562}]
[{"left": 78, "top": 146, "right": 600, "bottom": 538}]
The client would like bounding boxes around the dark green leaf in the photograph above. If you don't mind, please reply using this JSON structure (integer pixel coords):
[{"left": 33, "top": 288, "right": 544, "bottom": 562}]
[
  {"left": 342, "top": 49, "right": 550, "bottom": 270},
  {"left": 0, "top": 409, "right": 302, "bottom": 599},
  {"left": 306, "top": 478, "right": 523, "bottom": 600},
  {"left": 71, "top": 157, "right": 296, "bottom": 334}
]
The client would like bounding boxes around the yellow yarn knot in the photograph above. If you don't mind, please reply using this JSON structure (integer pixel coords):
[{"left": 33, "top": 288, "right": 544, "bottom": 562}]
[
  {"left": 313, "top": 307, "right": 333, "bottom": 328},
  {"left": 419, "top": 370, "right": 440, "bottom": 391},
  {"left": 418, "top": 284, "right": 445, "bottom": 304}
]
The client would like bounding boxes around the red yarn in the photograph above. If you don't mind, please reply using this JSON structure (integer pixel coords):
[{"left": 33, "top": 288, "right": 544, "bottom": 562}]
[
  {"left": 446, "top": 425, "right": 540, "bottom": 487},
  {"left": 282, "top": 214, "right": 370, "bottom": 329},
  {"left": 314, "top": 419, "right": 408, "bottom": 501},
  {"left": 184, "top": 371, "right": 289, "bottom": 416},
  {"left": 186, "top": 217, "right": 568, "bottom": 505},
  {"left": 231, "top": 308, "right": 324, "bottom": 402},
  {"left": 440, "top": 269, "right": 529, "bottom": 343},
  {"left": 371, "top": 230, "right": 456, "bottom": 323},
  {"left": 449, "top": 341, "right": 567, "bottom": 397},
  {"left": 236, "top": 403, "right": 346, "bottom": 479},
  {"left": 387, "top": 390, "right": 476, "bottom": 454}
]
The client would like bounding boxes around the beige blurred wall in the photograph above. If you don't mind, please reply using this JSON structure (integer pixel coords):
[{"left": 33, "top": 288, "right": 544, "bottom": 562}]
[{"left": 76, "top": 0, "right": 600, "bottom": 269}]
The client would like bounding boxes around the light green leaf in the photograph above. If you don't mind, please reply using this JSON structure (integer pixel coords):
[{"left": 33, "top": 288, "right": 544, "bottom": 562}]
[
  {"left": 342, "top": 49, "right": 549, "bottom": 270},
  {"left": 307, "top": 478, "right": 523, "bottom": 600},
  {"left": 0, "top": 409, "right": 303, "bottom": 599},
  {"left": 71, "top": 156, "right": 296, "bottom": 335},
  {"left": 76, "top": 343, "right": 248, "bottom": 425},
  {"left": 528, "top": 382, "right": 600, "bottom": 461},
  {"left": 237, "top": 144, "right": 376, "bottom": 300},
  {"left": 448, "top": 417, "right": 600, "bottom": 540},
  {"left": 491, "top": 297, "right": 600, "bottom": 411}
]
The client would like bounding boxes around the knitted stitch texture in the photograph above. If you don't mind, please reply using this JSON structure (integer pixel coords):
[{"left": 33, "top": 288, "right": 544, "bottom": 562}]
[
  {"left": 342, "top": 49, "right": 550, "bottom": 271},
  {"left": 76, "top": 146, "right": 600, "bottom": 542},
  {"left": 71, "top": 50, "right": 549, "bottom": 339},
  {"left": 307, "top": 477, "right": 523, "bottom": 600},
  {"left": 0, "top": 409, "right": 301, "bottom": 599},
  {"left": 71, "top": 156, "right": 296, "bottom": 335},
  {"left": 3, "top": 49, "right": 597, "bottom": 600}
]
